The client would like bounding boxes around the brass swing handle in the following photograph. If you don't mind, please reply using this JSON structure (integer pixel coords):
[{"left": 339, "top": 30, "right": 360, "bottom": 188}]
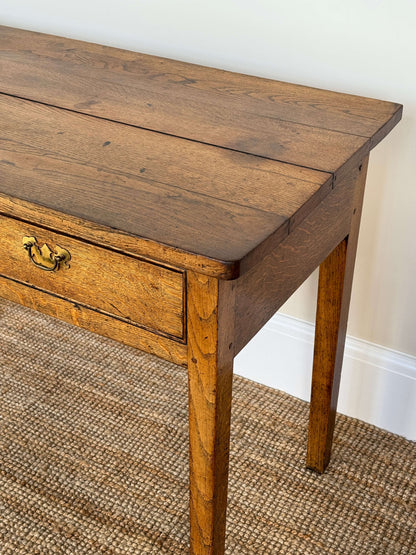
[{"left": 22, "top": 236, "right": 71, "bottom": 272}]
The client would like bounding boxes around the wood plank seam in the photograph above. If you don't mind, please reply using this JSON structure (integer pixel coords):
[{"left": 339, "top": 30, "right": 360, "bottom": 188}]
[{"left": 0, "top": 91, "right": 371, "bottom": 180}]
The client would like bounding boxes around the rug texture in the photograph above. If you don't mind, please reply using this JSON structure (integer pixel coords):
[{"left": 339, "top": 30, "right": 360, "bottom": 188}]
[{"left": 0, "top": 298, "right": 415, "bottom": 554}]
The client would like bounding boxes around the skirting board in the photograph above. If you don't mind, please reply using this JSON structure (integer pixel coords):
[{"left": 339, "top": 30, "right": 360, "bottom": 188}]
[{"left": 235, "top": 313, "right": 416, "bottom": 441}]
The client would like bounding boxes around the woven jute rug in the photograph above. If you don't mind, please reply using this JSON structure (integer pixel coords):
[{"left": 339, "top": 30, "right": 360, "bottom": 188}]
[{"left": 0, "top": 298, "right": 415, "bottom": 554}]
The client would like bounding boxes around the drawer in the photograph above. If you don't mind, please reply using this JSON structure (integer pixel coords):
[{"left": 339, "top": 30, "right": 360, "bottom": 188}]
[{"left": 0, "top": 215, "right": 185, "bottom": 339}]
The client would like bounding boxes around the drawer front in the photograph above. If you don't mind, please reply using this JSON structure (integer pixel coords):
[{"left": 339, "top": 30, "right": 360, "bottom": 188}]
[{"left": 0, "top": 216, "right": 184, "bottom": 339}]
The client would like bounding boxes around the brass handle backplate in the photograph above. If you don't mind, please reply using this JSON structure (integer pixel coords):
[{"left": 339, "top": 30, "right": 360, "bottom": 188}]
[{"left": 22, "top": 236, "right": 71, "bottom": 272}]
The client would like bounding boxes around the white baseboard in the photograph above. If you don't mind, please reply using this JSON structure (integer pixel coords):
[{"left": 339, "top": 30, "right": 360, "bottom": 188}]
[{"left": 235, "top": 313, "right": 416, "bottom": 441}]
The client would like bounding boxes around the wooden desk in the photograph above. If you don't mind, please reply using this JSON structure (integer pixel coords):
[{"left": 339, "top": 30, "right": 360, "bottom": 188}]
[{"left": 0, "top": 26, "right": 401, "bottom": 554}]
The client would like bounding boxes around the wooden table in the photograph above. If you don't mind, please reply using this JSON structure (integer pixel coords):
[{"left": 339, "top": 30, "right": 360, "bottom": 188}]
[{"left": 0, "top": 26, "right": 401, "bottom": 554}]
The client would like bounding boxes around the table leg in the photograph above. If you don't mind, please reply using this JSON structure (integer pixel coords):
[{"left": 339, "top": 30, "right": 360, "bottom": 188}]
[
  {"left": 307, "top": 156, "right": 369, "bottom": 473},
  {"left": 187, "top": 271, "right": 236, "bottom": 554}
]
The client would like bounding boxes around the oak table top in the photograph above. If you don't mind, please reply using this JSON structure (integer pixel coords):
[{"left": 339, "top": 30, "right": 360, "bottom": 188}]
[
  {"left": 0, "top": 25, "right": 401, "bottom": 279},
  {"left": 0, "top": 25, "right": 402, "bottom": 555}
]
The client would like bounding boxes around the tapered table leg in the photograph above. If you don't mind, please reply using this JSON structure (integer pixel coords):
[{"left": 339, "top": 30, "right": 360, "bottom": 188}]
[
  {"left": 307, "top": 157, "right": 369, "bottom": 473},
  {"left": 187, "top": 271, "right": 236, "bottom": 554}
]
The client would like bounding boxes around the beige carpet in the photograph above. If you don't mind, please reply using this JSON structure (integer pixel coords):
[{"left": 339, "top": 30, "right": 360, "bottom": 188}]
[{"left": 0, "top": 298, "right": 415, "bottom": 554}]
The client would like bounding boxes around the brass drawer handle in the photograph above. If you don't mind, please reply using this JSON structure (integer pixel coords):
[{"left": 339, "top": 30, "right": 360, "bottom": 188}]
[{"left": 22, "top": 236, "right": 71, "bottom": 272}]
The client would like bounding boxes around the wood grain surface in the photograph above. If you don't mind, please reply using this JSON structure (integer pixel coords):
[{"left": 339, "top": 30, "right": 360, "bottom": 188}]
[
  {"left": 0, "top": 93, "right": 332, "bottom": 275},
  {"left": 306, "top": 157, "right": 369, "bottom": 473},
  {"left": 0, "top": 27, "right": 402, "bottom": 279},
  {"left": 0, "top": 215, "right": 184, "bottom": 339},
  {"left": 0, "top": 26, "right": 401, "bottom": 176},
  {"left": 187, "top": 272, "right": 235, "bottom": 554},
  {"left": 234, "top": 161, "right": 363, "bottom": 353}
]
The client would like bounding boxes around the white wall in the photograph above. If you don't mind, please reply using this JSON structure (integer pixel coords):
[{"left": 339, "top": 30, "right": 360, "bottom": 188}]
[{"left": 1, "top": 1, "right": 415, "bottom": 435}]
